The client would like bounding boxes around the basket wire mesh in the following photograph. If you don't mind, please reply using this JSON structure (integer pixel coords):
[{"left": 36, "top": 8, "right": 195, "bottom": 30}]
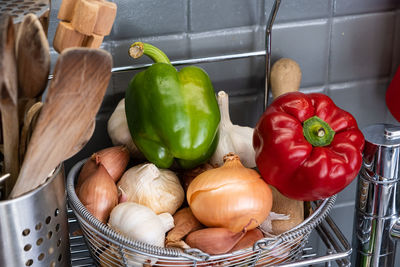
[{"left": 67, "top": 159, "right": 336, "bottom": 267}]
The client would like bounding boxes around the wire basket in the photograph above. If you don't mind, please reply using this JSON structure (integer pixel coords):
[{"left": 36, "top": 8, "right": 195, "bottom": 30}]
[{"left": 67, "top": 159, "right": 336, "bottom": 267}]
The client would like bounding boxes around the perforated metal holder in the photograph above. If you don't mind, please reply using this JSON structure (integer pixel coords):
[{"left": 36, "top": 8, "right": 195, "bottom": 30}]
[
  {"left": 0, "top": 0, "right": 49, "bottom": 24},
  {"left": 0, "top": 164, "right": 71, "bottom": 267}
]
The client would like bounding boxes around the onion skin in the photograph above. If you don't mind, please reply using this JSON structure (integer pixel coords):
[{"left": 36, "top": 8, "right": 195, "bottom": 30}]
[
  {"left": 76, "top": 146, "right": 130, "bottom": 190},
  {"left": 94, "top": 145, "right": 130, "bottom": 182},
  {"left": 187, "top": 153, "right": 273, "bottom": 232},
  {"left": 179, "top": 163, "right": 214, "bottom": 192},
  {"left": 76, "top": 157, "right": 98, "bottom": 191},
  {"left": 185, "top": 227, "right": 247, "bottom": 255},
  {"left": 77, "top": 164, "right": 118, "bottom": 223},
  {"left": 229, "top": 228, "right": 264, "bottom": 252}
]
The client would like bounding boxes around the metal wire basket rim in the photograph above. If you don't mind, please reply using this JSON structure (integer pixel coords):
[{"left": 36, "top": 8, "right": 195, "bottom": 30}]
[
  {"left": 0, "top": 163, "right": 62, "bottom": 204},
  {"left": 67, "top": 158, "right": 335, "bottom": 262}
]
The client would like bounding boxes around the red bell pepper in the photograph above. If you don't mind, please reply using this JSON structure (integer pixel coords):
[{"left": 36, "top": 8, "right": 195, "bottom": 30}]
[{"left": 253, "top": 92, "right": 365, "bottom": 201}]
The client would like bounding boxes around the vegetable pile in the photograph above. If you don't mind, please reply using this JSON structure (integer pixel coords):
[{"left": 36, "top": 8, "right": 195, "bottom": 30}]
[{"left": 75, "top": 43, "right": 365, "bottom": 261}]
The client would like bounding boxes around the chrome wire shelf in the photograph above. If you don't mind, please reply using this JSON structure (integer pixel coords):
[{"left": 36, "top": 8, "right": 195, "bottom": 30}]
[{"left": 68, "top": 207, "right": 351, "bottom": 267}]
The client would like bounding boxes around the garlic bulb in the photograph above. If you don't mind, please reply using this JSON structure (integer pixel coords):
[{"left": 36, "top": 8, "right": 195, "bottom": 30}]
[
  {"left": 210, "top": 91, "right": 256, "bottom": 168},
  {"left": 108, "top": 202, "right": 174, "bottom": 247},
  {"left": 117, "top": 163, "right": 184, "bottom": 215},
  {"left": 107, "top": 98, "right": 143, "bottom": 158}
]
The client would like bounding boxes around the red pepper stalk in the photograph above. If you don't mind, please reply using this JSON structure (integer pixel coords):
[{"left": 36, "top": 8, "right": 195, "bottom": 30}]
[{"left": 253, "top": 92, "right": 365, "bottom": 201}]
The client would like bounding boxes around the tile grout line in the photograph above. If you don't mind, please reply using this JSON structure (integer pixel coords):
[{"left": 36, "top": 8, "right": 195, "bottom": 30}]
[
  {"left": 325, "top": 0, "right": 335, "bottom": 95},
  {"left": 389, "top": 9, "right": 399, "bottom": 77},
  {"left": 186, "top": 0, "right": 193, "bottom": 59}
]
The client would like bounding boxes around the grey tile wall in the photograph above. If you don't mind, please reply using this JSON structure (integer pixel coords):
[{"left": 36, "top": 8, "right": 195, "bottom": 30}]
[
  {"left": 271, "top": 20, "right": 330, "bottom": 88},
  {"left": 45, "top": 0, "right": 400, "bottom": 265},
  {"left": 110, "top": 0, "right": 188, "bottom": 39},
  {"left": 327, "top": 79, "right": 390, "bottom": 129},
  {"left": 264, "top": 0, "right": 332, "bottom": 23},
  {"left": 189, "top": 0, "right": 261, "bottom": 32},
  {"left": 329, "top": 12, "right": 395, "bottom": 83},
  {"left": 334, "top": 0, "right": 399, "bottom": 16}
]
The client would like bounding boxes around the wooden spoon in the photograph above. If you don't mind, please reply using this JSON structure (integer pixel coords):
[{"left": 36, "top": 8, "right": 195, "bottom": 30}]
[
  {"left": 10, "top": 47, "right": 112, "bottom": 198},
  {"left": 0, "top": 15, "right": 20, "bottom": 197},
  {"left": 19, "top": 102, "right": 43, "bottom": 166},
  {"left": 15, "top": 13, "right": 50, "bottom": 125},
  {"left": 269, "top": 57, "right": 304, "bottom": 235},
  {"left": 19, "top": 103, "right": 96, "bottom": 167}
]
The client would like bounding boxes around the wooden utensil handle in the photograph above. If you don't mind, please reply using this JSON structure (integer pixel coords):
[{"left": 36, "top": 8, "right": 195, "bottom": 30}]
[{"left": 270, "top": 58, "right": 302, "bottom": 98}]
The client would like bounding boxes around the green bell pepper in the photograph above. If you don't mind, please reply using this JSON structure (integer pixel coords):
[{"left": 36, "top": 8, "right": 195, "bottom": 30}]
[{"left": 125, "top": 42, "right": 220, "bottom": 169}]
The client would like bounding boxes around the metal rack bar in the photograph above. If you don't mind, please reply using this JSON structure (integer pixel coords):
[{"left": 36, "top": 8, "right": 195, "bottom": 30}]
[
  {"left": 264, "top": 0, "right": 281, "bottom": 109},
  {"left": 68, "top": 209, "right": 352, "bottom": 266}
]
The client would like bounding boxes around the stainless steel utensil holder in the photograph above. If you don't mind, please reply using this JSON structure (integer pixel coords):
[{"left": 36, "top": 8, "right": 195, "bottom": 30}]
[{"left": 0, "top": 164, "right": 70, "bottom": 267}]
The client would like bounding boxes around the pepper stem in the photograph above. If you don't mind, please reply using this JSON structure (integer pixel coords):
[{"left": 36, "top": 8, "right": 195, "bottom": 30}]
[
  {"left": 129, "top": 42, "right": 171, "bottom": 64},
  {"left": 303, "top": 116, "right": 335, "bottom": 147}
]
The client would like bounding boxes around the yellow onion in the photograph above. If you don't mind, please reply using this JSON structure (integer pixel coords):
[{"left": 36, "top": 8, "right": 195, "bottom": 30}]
[
  {"left": 76, "top": 146, "right": 130, "bottom": 190},
  {"left": 92, "top": 145, "right": 130, "bottom": 182},
  {"left": 229, "top": 228, "right": 264, "bottom": 252},
  {"left": 77, "top": 164, "right": 118, "bottom": 223},
  {"left": 187, "top": 153, "right": 273, "bottom": 232},
  {"left": 185, "top": 226, "right": 247, "bottom": 255}
]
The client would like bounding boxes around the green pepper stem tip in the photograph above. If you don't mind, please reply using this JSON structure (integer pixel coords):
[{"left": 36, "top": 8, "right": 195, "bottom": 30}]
[
  {"left": 128, "top": 42, "right": 171, "bottom": 64},
  {"left": 129, "top": 42, "right": 144, "bottom": 59}
]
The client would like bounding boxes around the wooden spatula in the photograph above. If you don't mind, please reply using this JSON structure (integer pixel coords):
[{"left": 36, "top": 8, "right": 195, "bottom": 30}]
[
  {"left": 386, "top": 66, "right": 400, "bottom": 123},
  {"left": 65, "top": 118, "right": 96, "bottom": 159},
  {"left": 0, "top": 15, "right": 20, "bottom": 196},
  {"left": 16, "top": 13, "right": 50, "bottom": 125},
  {"left": 9, "top": 47, "right": 112, "bottom": 198}
]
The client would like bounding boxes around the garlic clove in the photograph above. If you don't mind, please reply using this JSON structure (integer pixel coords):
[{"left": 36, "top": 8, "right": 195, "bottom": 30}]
[
  {"left": 107, "top": 98, "right": 144, "bottom": 159},
  {"left": 108, "top": 202, "right": 174, "bottom": 247},
  {"left": 158, "top": 212, "right": 174, "bottom": 232},
  {"left": 117, "top": 186, "right": 128, "bottom": 203},
  {"left": 210, "top": 91, "right": 256, "bottom": 168},
  {"left": 117, "top": 163, "right": 184, "bottom": 215}
]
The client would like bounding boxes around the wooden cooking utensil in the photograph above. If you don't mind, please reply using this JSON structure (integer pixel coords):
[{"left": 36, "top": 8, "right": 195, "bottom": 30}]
[
  {"left": 15, "top": 13, "right": 50, "bottom": 125},
  {"left": 0, "top": 15, "right": 20, "bottom": 197},
  {"left": 10, "top": 47, "right": 112, "bottom": 198},
  {"left": 19, "top": 102, "right": 43, "bottom": 167},
  {"left": 269, "top": 57, "right": 305, "bottom": 235},
  {"left": 54, "top": 0, "right": 117, "bottom": 53},
  {"left": 19, "top": 104, "right": 96, "bottom": 168},
  {"left": 65, "top": 119, "right": 96, "bottom": 159},
  {"left": 270, "top": 57, "right": 302, "bottom": 99}
]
